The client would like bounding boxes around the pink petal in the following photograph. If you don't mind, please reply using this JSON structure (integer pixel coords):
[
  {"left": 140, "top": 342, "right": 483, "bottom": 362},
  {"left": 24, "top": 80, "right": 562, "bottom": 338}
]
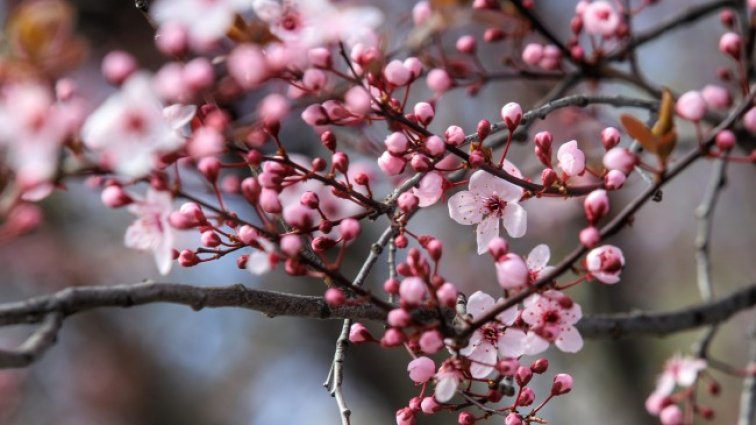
[
  {"left": 495, "top": 302, "right": 519, "bottom": 325},
  {"left": 469, "top": 170, "right": 521, "bottom": 201},
  {"left": 502, "top": 203, "right": 527, "bottom": 238},
  {"left": 413, "top": 171, "right": 444, "bottom": 207},
  {"left": 434, "top": 374, "right": 459, "bottom": 402},
  {"left": 468, "top": 342, "right": 497, "bottom": 378},
  {"left": 448, "top": 191, "right": 483, "bottom": 225},
  {"left": 526, "top": 244, "right": 550, "bottom": 271},
  {"left": 498, "top": 328, "right": 527, "bottom": 358},
  {"left": 247, "top": 250, "right": 272, "bottom": 275},
  {"left": 555, "top": 325, "right": 583, "bottom": 352},
  {"left": 522, "top": 332, "right": 549, "bottom": 355},
  {"left": 476, "top": 216, "right": 500, "bottom": 255},
  {"left": 562, "top": 301, "right": 583, "bottom": 325},
  {"left": 467, "top": 291, "right": 495, "bottom": 320},
  {"left": 502, "top": 159, "right": 523, "bottom": 179}
]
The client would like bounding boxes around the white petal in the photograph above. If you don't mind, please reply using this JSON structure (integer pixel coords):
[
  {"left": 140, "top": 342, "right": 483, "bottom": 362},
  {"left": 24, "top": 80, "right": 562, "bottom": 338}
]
[
  {"left": 495, "top": 302, "right": 519, "bottom": 326},
  {"left": 466, "top": 291, "right": 495, "bottom": 320},
  {"left": 468, "top": 342, "right": 497, "bottom": 379},
  {"left": 476, "top": 216, "right": 500, "bottom": 255},
  {"left": 469, "top": 170, "right": 521, "bottom": 201},
  {"left": 247, "top": 251, "right": 272, "bottom": 275},
  {"left": 448, "top": 191, "right": 483, "bottom": 225},
  {"left": 527, "top": 244, "right": 550, "bottom": 271},
  {"left": 434, "top": 374, "right": 459, "bottom": 402},
  {"left": 502, "top": 159, "right": 523, "bottom": 179},
  {"left": 498, "top": 328, "right": 527, "bottom": 358},
  {"left": 154, "top": 230, "right": 174, "bottom": 275},
  {"left": 555, "top": 326, "right": 583, "bottom": 353},
  {"left": 502, "top": 203, "right": 527, "bottom": 238},
  {"left": 163, "top": 104, "right": 197, "bottom": 130},
  {"left": 522, "top": 332, "right": 549, "bottom": 355}
]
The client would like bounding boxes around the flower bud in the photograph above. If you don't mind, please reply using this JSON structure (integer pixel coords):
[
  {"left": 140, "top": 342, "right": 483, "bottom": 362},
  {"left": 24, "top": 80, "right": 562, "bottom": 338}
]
[{"left": 551, "top": 373, "right": 573, "bottom": 395}]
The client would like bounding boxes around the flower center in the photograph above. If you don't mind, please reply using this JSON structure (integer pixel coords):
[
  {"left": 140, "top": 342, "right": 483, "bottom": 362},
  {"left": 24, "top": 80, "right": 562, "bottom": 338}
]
[
  {"left": 542, "top": 309, "right": 561, "bottom": 324},
  {"left": 483, "top": 196, "right": 506, "bottom": 216}
]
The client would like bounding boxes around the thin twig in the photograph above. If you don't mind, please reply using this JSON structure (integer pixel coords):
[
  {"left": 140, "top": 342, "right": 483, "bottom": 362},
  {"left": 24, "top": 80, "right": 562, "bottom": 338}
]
[{"left": 0, "top": 312, "right": 62, "bottom": 368}]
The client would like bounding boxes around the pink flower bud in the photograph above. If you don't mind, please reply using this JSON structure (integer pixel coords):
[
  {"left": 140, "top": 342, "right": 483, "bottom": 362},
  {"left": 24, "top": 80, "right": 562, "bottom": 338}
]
[
  {"left": 156, "top": 23, "right": 188, "bottom": 56},
  {"left": 551, "top": 373, "right": 573, "bottom": 395},
  {"left": 237, "top": 225, "right": 257, "bottom": 245},
  {"left": 584, "top": 189, "right": 610, "bottom": 223},
  {"left": 396, "top": 407, "right": 416, "bottom": 425},
  {"left": 456, "top": 35, "right": 477, "bottom": 54},
  {"left": 487, "top": 237, "right": 509, "bottom": 260},
  {"left": 284, "top": 204, "right": 314, "bottom": 230},
  {"left": 280, "top": 234, "right": 302, "bottom": 257},
  {"left": 445, "top": 125, "right": 466, "bottom": 145},
  {"left": 102, "top": 50, "right": 138, "bottom": 86},
  {"left": 676, "top": 91, "right": 707, "bottom": 122},
  {"left": 603, "top": 147, "right": 636, "bottom": 174},
  {"left": 517, "top": 387, "right": 535, "bottom": 406},
  {"left": 496, "top": 253, "right": 528, "bottom": 289},
  {"left": 541, "top": 168, "right": 557, "bottom": 187},
  {"left": 540, "top": 45, "right": 562, "bottom": 70},
  {"left": 505, "top": 413, "right": 522, "bottom": 425},
  {"left": 586, "top": 244, "right": 625, "bottom": 284},
  {"left": 345, "top": 86, "right": 371, "bottom": 115},
  {"left": 384, "top": 278, "right": 400, "bottom": 294},
  {"left": 325, "top": 287, "right": 346, "bottom": 306},
  {"left": 424, "top": 135, "right": 445, "bottom": 157},
  {"left": 436, "top": 282, "right": 458, "bottom": 307},
  {"left": 189, "top": 126, "right": 224, "bottom": 158},
  {"left": 497, "top": 359, "right": 520, "bottom": 376},
  {"left": 384, "top": 60, "right": 412, "bottom": 86},
  {"left": 414, "top": 102, "right": 435, "bottom": 125},
  {"left": 183, "top": 57, "right": 214, "bottom": 92},
  {"left": 557, "top": 140, "right": 586, "bottom": 177},
  {"left": 515, "top": 366, "right": 533, "bottom": 386},
  {"left": 241, "top": 177, "right": 261, "bottom": 204},
  {"left": 388, "top": 308, "right": 412, "bottom": 327},
  {"left": 412, "top": 1, "right": 432, "bottom": 26},
  {"left": 201, "top": 230, "right": 221, "bottom": 247},
  {"left": 228, "top": 44, "right": 268, "bottom": 89},
  {"left": 531, "top": 358, "right": 549, "bottom": 373},
  {"left": 332, "top": 152, "right": 349, "bottom": 173},
  {"left": 385, "top": 132, "right": 409, "bottom": 154},
  {"left": 701, "top": 85, "right": 732, "bottom": 109},
  {"left": 579, "top": 226, "right": 600, "bottom": 248},
  {"left": 715, "top": 129, "right": 736, "bottom": 151},
  {"left": 426, "top": 239, "right": 443, "bottom": 260},
  {"left": 407, "top": 356, "right": 436, "bottom": 384},
  {"left": 601, "top": 127, "right": 621, "bottom": 150},
  {"left": 301, "top": 104, "right": 329, "bottom": 126},
  {"left": 382, "top": 328, "right": 406, "bottom": 347},
  {"left": 719, "top": 32, "right": 742, "bottom": 59},
  {"left": 303, "top": 69, "right": 327, "bottom": 92},
  {"left": 427, "top": 68, "right": 453, "bottom": 94},
  {"left": 101, "top": 185, "right": 132, "bottom": 208},
  {"left": 259, "top": 188, "right": 282, "bottom": 214},
  {"left": 583, "top": 1, "right": 620, "bottom": 36},
  {"left": 484, "top": 27, "right": 504, "bottom": 42},
  {"left": 522, "top": 43, "right": 544, "bottom": 65},
  {"left": 419, "top": 330, "right": 444, "bottom": 354},
  {"left": 308, "top": 47, "right": 332, "bottom": 69},
  {"left": 604, "top": 169, "right": 626, "bottom": 190},
  {"left": 420, "top": 396, "right": 440, "bottom": 414},
  {"left": 660, "top": 405, "right": 683, "bottom": 425},
  {"left": 745, "top": 107, "right": 756, "bottom": 134},
  {"left": 339, "top": 218, "right": 361, "bottom": 241},
  {"left": 501, "top": 102, "right": 522, "bottom": 130},
  {"left": 477, "top": 119, "right": 491, "bottom": 140},
  {"left": 398, "top": 192, "right": 420, "bottom": 213},
  {"left": 403, "top": 57, "right": 423, "bottom": 78},
  {"left": 400, "top": 277, "right": 427, "bottom": 304},
  {"left": 457, "top": 411, "right": 475, "bottom": 425},
  {"left": 198, "top": 157, "right": 221, "bottom": 182},
  {"left": 349, "top": 322, "right": 373, "bottom": 343}
]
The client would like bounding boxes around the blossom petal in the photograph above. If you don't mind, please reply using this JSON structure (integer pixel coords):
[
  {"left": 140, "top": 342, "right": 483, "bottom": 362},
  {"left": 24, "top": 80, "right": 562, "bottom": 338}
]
[
  {"left": 522, "top": 332, "right": 549, "bottom": 355},
  {"left": 502, "top": 203, "right": 527, "bottom": 238},
  {"left": 495, "top": 301, "right": 519, "bottom": 326},
  {"left": 468, "top": 342, "right": 497, "bottom": 379},
  {"left": 466, "top": 291, "right": 495, "bottom": 320},
  {"left": 502, "top": 159, "right": 523, "bottom": 179},
  {"left": 555, "top": 325, "right": 583, "bottom": 353},
  {"left": 247, "top": 250, "right": 272, "bottom": 275},
  {"left": 448, "top": 190, "right": 483, "bottom": 225},
  {"left": 469, "top": 170, "right": 522, "bottom": 201},
  {"left": 498, "top": 328, "right": 527, "bottom": 358},
  {"left": 476, "top": 216, "right": 500, "bottom": 255},
  {"left": 434, "top": 374, "right": 459, "bottom": 402},
  {"left": 527, "top": 244, "right": 550, "bottom": 271}
]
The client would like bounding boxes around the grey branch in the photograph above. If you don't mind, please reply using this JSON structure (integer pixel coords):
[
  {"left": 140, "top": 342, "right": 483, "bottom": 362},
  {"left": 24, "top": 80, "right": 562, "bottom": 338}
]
[{"left": 0, "top": 281, "right": 755, "bottom": 367}]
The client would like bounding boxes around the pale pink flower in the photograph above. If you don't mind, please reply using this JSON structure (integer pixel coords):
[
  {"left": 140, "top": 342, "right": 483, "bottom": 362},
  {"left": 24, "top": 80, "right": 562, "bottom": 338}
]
[
  {"left": 557, "top": 140, "right": 586, "bottom": 177},
  {"left": 0, "top": 83, "right": 71, "bottom": 188},
  {"left": 448, "top": 167, "right": 526, "bottom": 255},
  {"left": 522, "top": 43, "right": 544, "bottom": 66},
  {"left": 412, "top": 172, "right": 444, "bottom": 207},
  {"left": 247, "top": 236, "right": 277, "bottom": 275},
  {"left": 434, "top": 360, "right": 463, "bottom": 402},
  {"left": 652, "top": 355, "right": 707, "bottom": 398},
  {"left": 460, "top": 291, "right": 523, "bottom": 378},
  {"left": 407, "top": 357, "right": 436, "bottom": 383},
  {"left": 582, "top": 1, "right": 620, "bottom": 37},
  {"left": 82, "top": 73, "right": 184, "bottom": 177},
  {"left": 526, "top": 244, "right": 555, "bottom": 283},
  {"left": 675, "top": 91, "right": 707, "bottom": 122},
  {"left": 496, "top": 254, "right": 528, "bottom": 289},
  {"left": 521, "top": 290, "right": 583, "bottom": 353},
  {"left": 125, "top": 189, "right": 175, "bottom": 275},
  {"left": 151, "top": 0, "right": 251, "bottom": 46},
  {"left": 586, "top": 244, "right": 625, "bottom": 284}
]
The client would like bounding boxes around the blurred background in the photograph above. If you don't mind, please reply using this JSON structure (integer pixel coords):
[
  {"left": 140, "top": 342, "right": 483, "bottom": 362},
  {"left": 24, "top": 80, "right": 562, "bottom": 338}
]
[{"left": 0, "top": 0, "right": 754, "bottom": 424}]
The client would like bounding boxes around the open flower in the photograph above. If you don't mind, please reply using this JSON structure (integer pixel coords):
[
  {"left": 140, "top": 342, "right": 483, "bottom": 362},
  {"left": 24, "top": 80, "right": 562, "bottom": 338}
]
[
  {"left": 646, "top": 355, "right": 707, "bottom": 415},
  {"left": 151, "top": 0, "right": 251, "bottom": 46},
  {"left": 434, "top": 360, "right": 464, "bottom": 403},
  {"left": 448, "top": 168, "right": 526, "bottom": 255},
  {"left": 521, "top": 290, "right": 583, "bottom": 353},
  {"left": 125, "top": 189, "right": 175, "bottom": 275},
  {"left": 82, "top": 72, "right": 184, "bottom": 177},
  {"left": 526, "top": 244, "right": 555, "bottom": 283}
]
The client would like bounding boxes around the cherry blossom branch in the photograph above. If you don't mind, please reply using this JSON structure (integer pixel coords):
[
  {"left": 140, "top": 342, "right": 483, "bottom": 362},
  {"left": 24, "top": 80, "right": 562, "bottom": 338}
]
[
  {"left": 607, "top": 0, "right": 737, "bottom": 61},
  {"left": 459, "top": 86, "right": 756, "bottom": 339},
  {"left": 0, "top": 312, "right": 62, "bottom": 368}
]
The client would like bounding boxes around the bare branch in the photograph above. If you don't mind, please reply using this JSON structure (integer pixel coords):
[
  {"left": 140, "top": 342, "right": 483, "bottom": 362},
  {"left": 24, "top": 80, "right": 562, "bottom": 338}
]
[{"left": 0, "top": 312, "right": 62, "bottom": 368}]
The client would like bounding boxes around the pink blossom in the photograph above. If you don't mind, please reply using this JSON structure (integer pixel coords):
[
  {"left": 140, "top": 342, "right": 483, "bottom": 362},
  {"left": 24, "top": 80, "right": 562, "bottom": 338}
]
[
  {"left": 407, "top": 357, "right": 436, "bottom": 383},
  {"left": 500, "top": 102, "right": 522, "bottom": 130},
  {"left": 419, "top": 330, "right": 444, "bottom": 354},
  {"left": 427, "top": 68, "right": 453, "bottom": 94},
  {"left": 384, "top": 60, "right": 412, "bottom": 86},
  {"left": 675, "top": 91, "right": 707, "bottom": 122},
  {"left": 456, "top": 35, "right": 476, "bottom": 54},
  {"left": 701, "top": 84, "right": 732, "bottom": 109},
  {"left": 448, "top": 168, "right": 526, "bottom": 255},
  {"left": 496, "top": 254, "right": 529, "bottom": 289},
  {"left": 586, "top": 244, "right": 625, "bottom": 284},
  {"left": 522, "top": 43, "right": 544, "bottom": 66},
  {"left": 412, "top": 172, "right": 444, "bottom": 207},
  {"left": 102, "top": 50, "right": 138, "bottom": 86},
  {"left": 399, "top": 277, "right": 427, "bottom": 304},
  {"left": 579, "top": 226, "right": 600, "bottom": 247},
  {"left": 584, "top": 189, "right": 610, "bottom": 223},
  {"left": 344, "top": 86, "right": 372, "bottom": 115},
  {"left": 227, "top": 44, "right": 269, "bottom": 89},
  {"left": 522, "top": 290, "right": 583, "bottom": 353},
  {"left": 395, "top": 407, "right": 417, "bottom": 425},
  {"left": 601, "top": 126, "right": 621, "bottom": 150},
  {"left": 603, "top": 147, "right": 636, "bottom": 174},
  {"left": 659, "top": 405, "right": 683, "bottom": 425},
  {"left": 412, "top": 1, "right": 432, "bottom": 26},
  {"left": 82, "top": 73, "right": 184, "bottom": 177},
  {"left": 124, "top": 189, "right": 175, "bottom": 275},
  {"left": 445, "top": 125, "right": 466, "bottom": 145},
  {"left": 0, "top": 83, "right": 71, "bottom": 188},
  {"left": 583, "top": 1, "right": 620, "bottom": 37},
  {"left": 651, "top": 355, "right": 707, "bottom": 398},
  {"left": 525, "top": 244, "right": 555, "bottom": 282},
  {"left": 551, "top": 373, "right": 574, "bottom": 395},
  {"left": 349, "top": 322, "right": 372, "bottom": 343},
  {"left": 557, "top": 140, "right": 586, "bottom": 177},
  {"left": 151, "top": 0, "right": 251, "bottom": 46},
  {"left": 719, "top": 32, "right": 742, "bottom": 59},
  {"left": 378, "top": 152, "right": 406, "bottom": 176},
  {"left": 434, "top": 360, "right": 463, "bottom": 402},
  {"left": 247, "top": 237, "right": 277, "bottom": 275},
  {"left": 414, "top": 102, "right": 435, "bottom": 125},
  {"left": 460, "top": 291, "right": 523, "bottom": 378},
  {"left": 604, "top": 169, "right": 626, "bottom": 190}
]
